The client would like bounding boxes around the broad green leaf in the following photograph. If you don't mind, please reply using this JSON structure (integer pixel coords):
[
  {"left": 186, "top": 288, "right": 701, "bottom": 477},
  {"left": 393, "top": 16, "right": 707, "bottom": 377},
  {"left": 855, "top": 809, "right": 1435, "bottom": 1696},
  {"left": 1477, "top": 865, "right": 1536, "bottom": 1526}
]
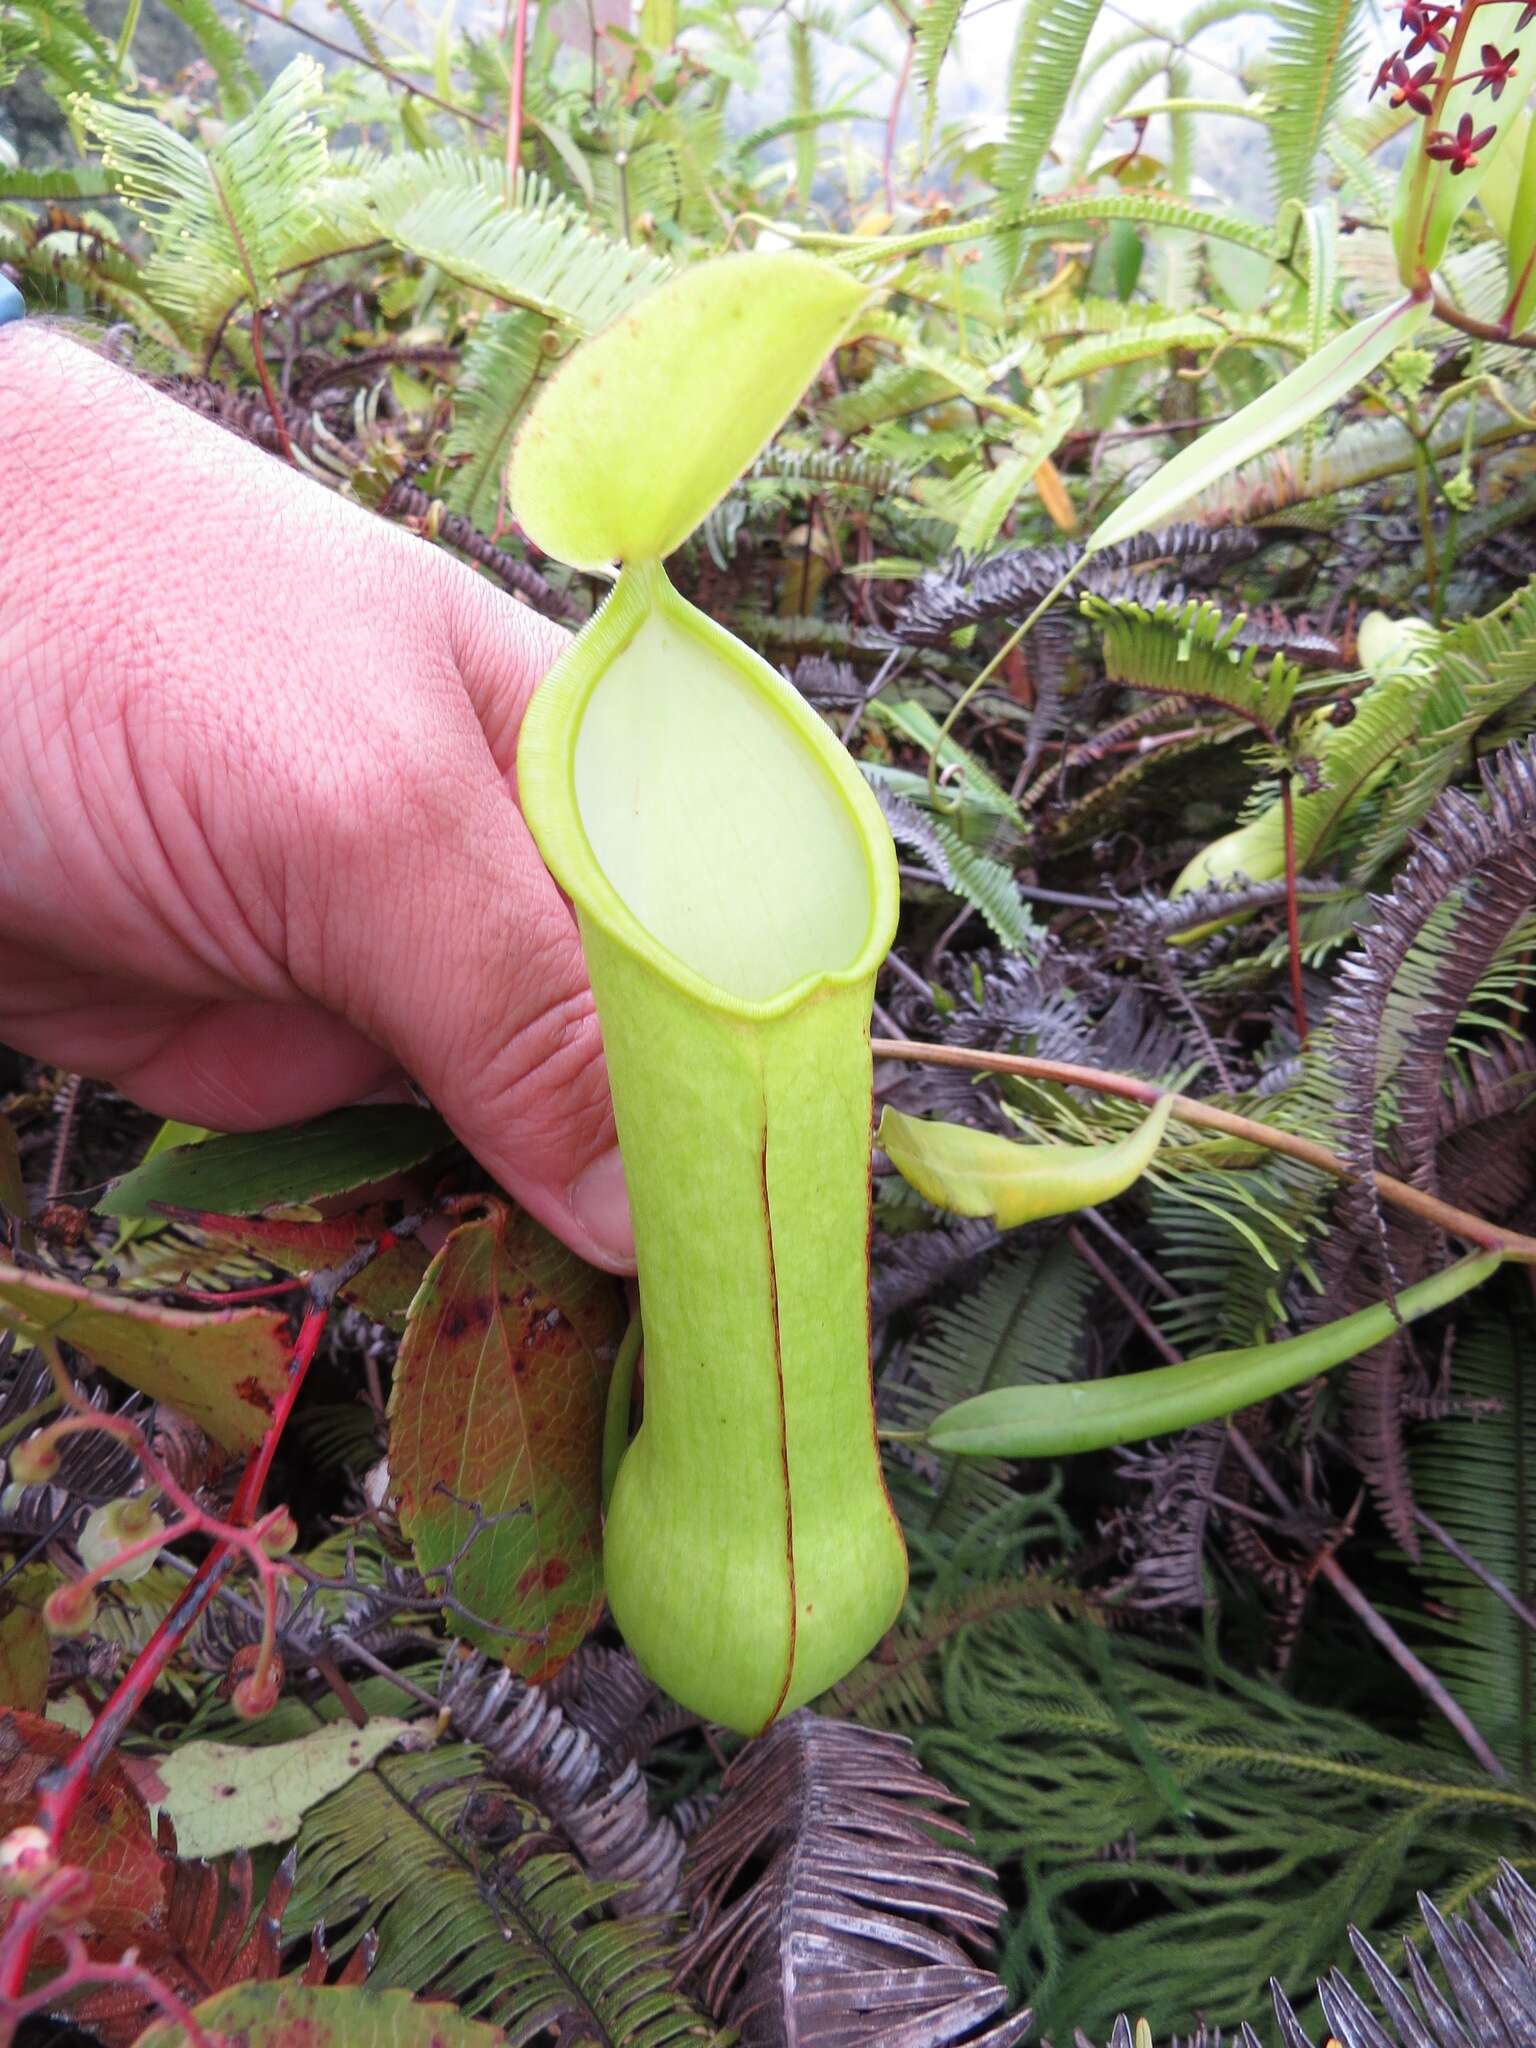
[
  {"left": 928, "top": 1253, "right": 1501, "bottom": 1456},
  {"left": 388, "top": 1199, "right": 624, "bottom": 1681},
  {"left": 1088, "top": 292, "right": 1432, "bottom": 554},
  {"left": 879, "top": 1097, "right": 1174, "bottom": 1227},
  {"left": 0, "top": 1261, "right": 289, "bottom": 1452},
  {"left": 508, "top": 251, "right": 870, "bottom": 568},
  {"left": 97, "top": 1106, "right": 451, "bottom": 1221},
  {"left": 109, "top": 1118, "right": 211, "bottom": 1254},
  {"left": 136, "top": 1719, "right": 415, "bottom": 1859},
  {"left": 138, "top": 1983, "right": 503, "bottom": 2048}
]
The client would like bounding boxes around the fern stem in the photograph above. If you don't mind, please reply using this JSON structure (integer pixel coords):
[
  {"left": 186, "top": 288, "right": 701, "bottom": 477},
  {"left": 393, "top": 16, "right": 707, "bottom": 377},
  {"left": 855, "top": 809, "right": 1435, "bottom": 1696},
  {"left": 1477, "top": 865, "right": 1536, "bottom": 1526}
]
[
  {"left": 928, "top": 566, "right": 1079, "bottom": 809},
  {"left": 1279, "top": 770, "right": 1310, "bottom": 1044},
  {"left": 869, "top": 1037, "right": 1536, "bottom": 1258},
  {"left": 248, "top": 307, "right": 293, "bottom": 464}
]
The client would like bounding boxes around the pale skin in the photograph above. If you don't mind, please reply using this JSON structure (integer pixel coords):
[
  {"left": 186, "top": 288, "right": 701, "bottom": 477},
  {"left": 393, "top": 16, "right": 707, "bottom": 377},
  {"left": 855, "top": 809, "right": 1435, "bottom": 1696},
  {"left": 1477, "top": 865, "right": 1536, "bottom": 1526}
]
[{"left": 0, "top": 323, "right": 635, "bottom": 1272}]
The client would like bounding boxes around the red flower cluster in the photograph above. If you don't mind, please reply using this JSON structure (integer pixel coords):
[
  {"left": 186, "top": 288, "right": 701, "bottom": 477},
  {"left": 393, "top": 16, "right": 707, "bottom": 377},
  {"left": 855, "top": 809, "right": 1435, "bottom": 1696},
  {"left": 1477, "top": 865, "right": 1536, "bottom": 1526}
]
[{"left": 1368, "top": 2, "right": 1525, "bottom": 173}]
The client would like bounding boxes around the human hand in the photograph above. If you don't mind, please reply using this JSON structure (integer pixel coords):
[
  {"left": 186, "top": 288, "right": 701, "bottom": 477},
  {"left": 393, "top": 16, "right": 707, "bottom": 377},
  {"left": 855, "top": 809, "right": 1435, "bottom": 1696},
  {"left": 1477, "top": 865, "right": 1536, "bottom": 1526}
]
[{"left": 0, "top": 325, "right": 634, "bottom": 1272}]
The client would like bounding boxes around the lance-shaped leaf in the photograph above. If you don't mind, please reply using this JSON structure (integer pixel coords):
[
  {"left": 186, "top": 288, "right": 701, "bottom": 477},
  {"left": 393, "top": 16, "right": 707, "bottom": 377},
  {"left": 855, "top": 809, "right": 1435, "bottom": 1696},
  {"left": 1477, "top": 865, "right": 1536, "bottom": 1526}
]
[
  {"left": 97, "top": 1106, "right": 451, "bottom": 1221},
  {"left": 1502, "top": 109, "right": 1536, "bottom": 329},
  {"left": 927, "top": 1251, "right": 1500, "bottom": 1456},
  {"left": 388, "top": 1200, "right": 624, "bottom": 1682},
  {"left": 137, "top": 1982, "right": 503, "bottom": 2048},
  {"left": 0, "top": 1262, "right": 289, "bottom": 1452},
  {"left": 508, "top": 250, "right": 870, "bottom": 569},
  {"left": 879, "top": 1098, "right": 1173, "bottom": 1228},
  {"left": 1088, "top": 291, "right": 1432, "bottom": 554}
]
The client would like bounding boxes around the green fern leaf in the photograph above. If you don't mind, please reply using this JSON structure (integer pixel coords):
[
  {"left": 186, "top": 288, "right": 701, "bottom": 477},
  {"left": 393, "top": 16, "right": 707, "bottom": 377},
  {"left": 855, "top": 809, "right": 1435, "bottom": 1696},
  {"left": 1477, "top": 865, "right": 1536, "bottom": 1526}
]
[
  {"left": 79, "top": 57, "right": 351, "bottom": 350},
  {"left": 1268, "top": 0, "right": 1368, "bottom": 204},
  {"left": 365, "top": 152, "right": 669, "bottom": 330},
  {"left": 288, "top": 1740, "right": 719, "bottom": 2042},
  {"left": 440, "top": 310, "right": 547, "bottom": 532},
  {"left": 157, "top": 0, "right": 258, "bottom": 113},
  {"left": 916, "top": 0, "right": 968, "bottom": 154},
  {"left": 1083, "top": 592, "right": 1302, "bottom": 737},
  {"left": 996, "top": 0, "right": 1104, "bottom": 211},
  {"left": 902, "top": 1239, "right": 1094, "bottom": 1533}
]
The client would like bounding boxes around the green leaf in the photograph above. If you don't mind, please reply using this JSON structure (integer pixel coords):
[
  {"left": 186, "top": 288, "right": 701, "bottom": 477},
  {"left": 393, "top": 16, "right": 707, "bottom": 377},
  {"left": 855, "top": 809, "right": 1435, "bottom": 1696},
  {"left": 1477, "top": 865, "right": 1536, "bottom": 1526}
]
[
  {"left": 440, "top": 309, "right": 546, "bottom": 532},
  {"left": 1089, "top": 291, "right": 1433, "bottom": 553},
  {"left": 78, "top": 57, "right": 356, "bottom": 350},
  {"left": 995, "top": 0, "right": 1104, "bottom": 212},
  {"left": 879, "top": 1096, "right": 1174, "bottom": 1228},
  {"left": 96, "top": 1106, "right": 451, "bottom": 1221},
  {"left": 916, "top": 0, "right": 966, "bottom": 155},
  {"left": 509, "top": 251, "right": 870, "bottom": 569},
  {"left": 138, "top": 1983, "right": 504, "bottom": 2048},
  {"left": 139, "top": 1720, "right": 415, "bottom": 1859},
  {"left": 286, "top": 1740, "right": 716, "bottom": 2038},
  {"left": 0, "top": 1598, "right": 48, "bottom": 1713},
  {"left": 365, "top": 151, "right": 669, "bottom": 331},
  {"left": 1267, "top": 0, "right": 1366, "bottom": 205},
  {"left": 388, "top": 1198, "right": 624, "bottom": 1680},
  {"left": 0, "top": 1261, "right": 289, "bottom": 1453},
  {"left": 926, "top": 1252, "right": 1502, "bottom": 1456},
  {"left": 1083, "top": 591, "right": 1300, "bottom": 736}
]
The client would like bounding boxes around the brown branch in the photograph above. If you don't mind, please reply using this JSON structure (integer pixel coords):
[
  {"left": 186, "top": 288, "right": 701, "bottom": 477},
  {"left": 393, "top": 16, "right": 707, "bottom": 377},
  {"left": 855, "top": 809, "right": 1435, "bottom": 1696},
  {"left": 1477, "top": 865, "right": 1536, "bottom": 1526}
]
[
  {"left": 228, "top": 0, "right": 502, "bottom": 135},
  {"left": 869, "top": 1036, "right": 1536, "bottom": 1259},
  {"left": 1432, "top": 289, "right": 1536, "bottom": 352}
]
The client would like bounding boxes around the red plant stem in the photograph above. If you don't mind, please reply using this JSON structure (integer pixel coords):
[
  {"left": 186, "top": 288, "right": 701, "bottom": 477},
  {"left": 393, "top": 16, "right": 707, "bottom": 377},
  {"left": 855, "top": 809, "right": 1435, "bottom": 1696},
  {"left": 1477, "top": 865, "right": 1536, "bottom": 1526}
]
[
  {"left": 248, "top": 307, "right": 294, "bottom": 463},
  {"left": 883, "top": 28, "right": 915, "bottom": 214},
  {"left": 1279, "top": 770, "right": 1310, "bottom": 1044},
  {"left": 505, "top": 0, "right": 530, "bottom": 176},
  {"left": 232, "top": 1298, "right": 327, "bottom": 1519}
]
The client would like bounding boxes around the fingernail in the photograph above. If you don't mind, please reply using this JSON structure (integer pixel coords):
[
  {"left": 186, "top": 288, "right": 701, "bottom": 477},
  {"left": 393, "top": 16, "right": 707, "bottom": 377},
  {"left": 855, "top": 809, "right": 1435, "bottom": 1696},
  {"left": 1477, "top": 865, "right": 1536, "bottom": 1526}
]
[{"left": 569, "top": 1146, "right": 635, "bottom": 1271}]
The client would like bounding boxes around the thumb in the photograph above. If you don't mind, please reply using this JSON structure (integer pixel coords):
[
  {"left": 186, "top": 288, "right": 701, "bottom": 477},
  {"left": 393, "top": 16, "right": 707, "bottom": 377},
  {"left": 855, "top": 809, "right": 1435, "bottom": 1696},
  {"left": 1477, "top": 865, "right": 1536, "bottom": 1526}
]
[{"left": 320, "top": 716, "right": 634, "bottom": 1275}]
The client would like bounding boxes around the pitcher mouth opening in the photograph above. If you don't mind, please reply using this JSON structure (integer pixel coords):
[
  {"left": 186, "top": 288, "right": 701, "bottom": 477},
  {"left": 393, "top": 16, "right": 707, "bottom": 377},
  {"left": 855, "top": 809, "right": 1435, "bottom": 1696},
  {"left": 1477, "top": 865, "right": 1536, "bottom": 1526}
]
[{"left": 522, "top": 562, "right": 898, "bottom": 1020}]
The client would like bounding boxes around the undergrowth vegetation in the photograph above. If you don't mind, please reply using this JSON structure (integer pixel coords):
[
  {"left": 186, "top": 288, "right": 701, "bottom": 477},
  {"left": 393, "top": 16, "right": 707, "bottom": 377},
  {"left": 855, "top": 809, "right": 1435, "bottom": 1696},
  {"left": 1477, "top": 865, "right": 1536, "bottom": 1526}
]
[{"left": 6, "top": 0, "right": 1536, "bottom": 2040}]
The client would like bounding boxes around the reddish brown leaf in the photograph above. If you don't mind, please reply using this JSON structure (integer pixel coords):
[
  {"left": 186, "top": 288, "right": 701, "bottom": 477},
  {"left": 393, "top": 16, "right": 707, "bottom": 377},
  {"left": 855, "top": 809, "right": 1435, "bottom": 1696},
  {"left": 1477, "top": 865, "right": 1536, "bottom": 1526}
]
[
  {"left": 388, "top": 1199, "right": 624, "bottom": 1682},
  {"left": 0, "top": 1709, "right": 170, "bottom": 1961},
  {"left": 155, "top": 1204, "right": 431, "bottom": 1328}
]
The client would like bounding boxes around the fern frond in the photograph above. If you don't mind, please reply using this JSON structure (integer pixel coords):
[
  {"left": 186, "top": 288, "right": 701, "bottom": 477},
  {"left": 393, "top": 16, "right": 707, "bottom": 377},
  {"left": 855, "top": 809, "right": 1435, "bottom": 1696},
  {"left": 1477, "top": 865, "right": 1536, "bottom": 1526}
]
[
  {"left": 995, "top": 0, "right": 1105, "bottom": 214},
  {"left": 916, "top": 0, "right": 968, "bottom": 154},
  {"left": 1410, "top": 1297, "right": 1536, "bottom": 1776},
  {"left": 684, "top": 1714, "right": 1030, "bottom": 2048},
  {"left": 157, "top": 0, "right": 258, "bottom": 113},
  {"left": 1268, "top": 0, "right": 1367, "bottom": 204},
  {"left": 1363, "top": 577, "right": 1536, "bottom": 872},
  {"left": 439, "top": 309, "right": 545, "bottom": 532},
  {"left": 287, "top": 1739, "right": 718, "bottom": 2040},
  {"left": 1084, "top": 592, "right": 1302, "bottom": 737},
  {"left": 900, "top": 1237, "right": 1095, "bottom": 1534},
  {"left": 365, "top": 152, "right": 669, "bottom": 329},
  {"left": 79, "top": 57, "right": 347, "bottom": 349}
]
